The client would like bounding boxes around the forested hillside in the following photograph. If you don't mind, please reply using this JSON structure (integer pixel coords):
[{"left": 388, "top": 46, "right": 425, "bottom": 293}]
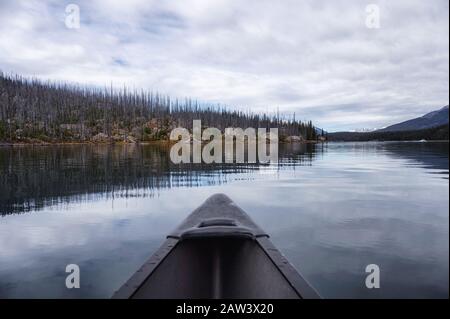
[{"left": 0, "top": 73, "right": 317, "bottom": 143}]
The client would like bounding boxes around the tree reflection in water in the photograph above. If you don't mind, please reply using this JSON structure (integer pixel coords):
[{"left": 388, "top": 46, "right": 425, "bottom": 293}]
[{"left": 0, "top": 143, "right": 318, "bottom": 215}]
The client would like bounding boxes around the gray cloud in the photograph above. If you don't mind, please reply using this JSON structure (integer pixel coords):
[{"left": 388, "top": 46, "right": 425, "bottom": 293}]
[{"left": 0, "top": 0, "right": 448, "bottom": 131}]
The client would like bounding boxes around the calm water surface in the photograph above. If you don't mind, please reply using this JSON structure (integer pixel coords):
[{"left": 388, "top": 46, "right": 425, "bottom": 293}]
[{"left": 0, "top": 142, "right": 448, "bottom": 298}]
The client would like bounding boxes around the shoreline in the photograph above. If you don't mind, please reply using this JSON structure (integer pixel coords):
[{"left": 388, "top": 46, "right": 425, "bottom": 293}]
[
  {"left": 0, "top": 140, "right": 323, "bottom": 147},
  {"left": 0, "top": 140, "right": 173, "bottom": 147},
  {"left": 2, "top": 140, "right": 449, "bottom": 147}
]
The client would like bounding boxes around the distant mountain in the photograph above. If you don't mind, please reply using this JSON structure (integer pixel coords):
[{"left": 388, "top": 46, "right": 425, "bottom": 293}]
[
  {"left": 378, "top": 105, "right": 449, "bottom": 132},
  {"left": 328, "top": 124, "right": 448, "bottom": 142}
]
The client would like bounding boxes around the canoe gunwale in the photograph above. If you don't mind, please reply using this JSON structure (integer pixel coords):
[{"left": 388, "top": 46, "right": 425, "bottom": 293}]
[
  {"left": 112, "top": 237, "right": 179, "bottom": 299},
  {"left": 256, "top": 236, "right": 320, "bottom": 299}
]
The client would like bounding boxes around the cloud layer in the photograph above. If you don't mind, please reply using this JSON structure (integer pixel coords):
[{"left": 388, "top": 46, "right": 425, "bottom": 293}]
[{"left": 0, "top": 0, "right": 448, "bottom": 131}]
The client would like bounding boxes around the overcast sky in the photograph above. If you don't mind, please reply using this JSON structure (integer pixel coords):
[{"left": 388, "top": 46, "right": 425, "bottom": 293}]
[{"left": 0, "top": 0, "right": 448, "bottom": 131}]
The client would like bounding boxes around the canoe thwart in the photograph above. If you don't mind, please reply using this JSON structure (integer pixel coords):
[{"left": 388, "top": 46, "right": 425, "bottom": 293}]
[
  {"left": 168, "top": 194, "right": 269, "bottom": 239},
  {"left": 178, "top": 217, "right": 257, "bottom": 240}
]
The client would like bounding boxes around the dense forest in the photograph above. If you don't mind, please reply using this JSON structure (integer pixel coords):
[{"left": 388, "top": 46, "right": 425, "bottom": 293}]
[
  {"left": 0, "top": 72, "right": 318, "bottom": 143},
  {"left": 328, "top": 124, "right": 449, "bottom": 141}
]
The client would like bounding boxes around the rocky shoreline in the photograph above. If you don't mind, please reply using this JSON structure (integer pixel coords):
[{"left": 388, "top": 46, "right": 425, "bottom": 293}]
[{"left": 0, "top": 136, "right": 322, "bottom": 146}]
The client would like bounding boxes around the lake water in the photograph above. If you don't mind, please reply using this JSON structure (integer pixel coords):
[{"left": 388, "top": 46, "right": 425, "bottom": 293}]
[{"left": 0, "top": 142, "right": 448, "bottom": 298}]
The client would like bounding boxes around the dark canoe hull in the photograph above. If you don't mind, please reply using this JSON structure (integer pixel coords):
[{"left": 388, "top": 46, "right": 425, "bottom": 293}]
[{"left": 112, "top": 194, "right": 320, "bottom": 299}]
